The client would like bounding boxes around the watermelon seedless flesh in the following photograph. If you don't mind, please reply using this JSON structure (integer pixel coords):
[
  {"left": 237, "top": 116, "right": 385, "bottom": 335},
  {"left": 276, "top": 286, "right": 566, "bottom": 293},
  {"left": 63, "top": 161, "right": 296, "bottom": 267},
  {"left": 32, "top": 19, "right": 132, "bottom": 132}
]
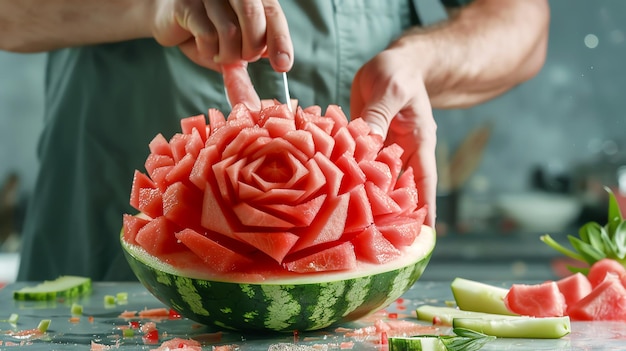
[{"left": 122, "top": 101, "right": 434, "bottom": 332}]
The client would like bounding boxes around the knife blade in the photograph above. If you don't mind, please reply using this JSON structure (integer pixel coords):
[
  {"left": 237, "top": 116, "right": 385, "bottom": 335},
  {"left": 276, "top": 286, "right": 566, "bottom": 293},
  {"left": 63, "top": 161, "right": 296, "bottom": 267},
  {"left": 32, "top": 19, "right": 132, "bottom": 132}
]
[{"left": 282, "top": 72, "right": 292, "bottom": 112}]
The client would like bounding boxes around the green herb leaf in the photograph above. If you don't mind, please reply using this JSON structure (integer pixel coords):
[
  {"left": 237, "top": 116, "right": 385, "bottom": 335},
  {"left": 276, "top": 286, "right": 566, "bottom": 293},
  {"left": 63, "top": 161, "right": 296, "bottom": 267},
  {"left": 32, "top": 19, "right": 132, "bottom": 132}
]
[
  {"left": 540, "top": 234, "right": 585, "bottom": 262},
  {"left": 568, "top": 235, "right": 607, "bottom": 264},
  {"left": 600, "top": 224, "right": 619, "bottom": 258},
  {"left": 441, "top": 336, "right": 494, "bottom": 351},
  {"left": 613, "top": 221, "right": 626, "bottom": 259},
  {"left": 579, "top": 222, "right": 605, "bottom": 252},
  {"left": 542, "top": 187, "right": 626, "bottom": 273},
  {"left": 606, "top": 187, "right": 624, "bottom": 235}
]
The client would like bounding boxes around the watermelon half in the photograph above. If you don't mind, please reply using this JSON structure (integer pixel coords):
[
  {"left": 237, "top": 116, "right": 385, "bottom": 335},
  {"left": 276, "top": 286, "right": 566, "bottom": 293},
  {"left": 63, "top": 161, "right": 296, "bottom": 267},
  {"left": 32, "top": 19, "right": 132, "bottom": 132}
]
[
  {"left": 122, "top": 224, "right": 434, "bottom": 332},
  {"left": 121, "top": 101, "right": 434, "bottom": 332}
]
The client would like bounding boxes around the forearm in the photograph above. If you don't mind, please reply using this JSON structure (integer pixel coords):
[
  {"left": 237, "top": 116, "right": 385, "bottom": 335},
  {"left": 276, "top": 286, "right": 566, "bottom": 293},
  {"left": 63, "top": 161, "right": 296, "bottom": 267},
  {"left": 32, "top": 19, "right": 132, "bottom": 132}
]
[
  {"left": 393, "top": 0, "right": 550, "bottom": 109},
  {"left": 0, "top": 0, "right": 153, "bottom": 52}
]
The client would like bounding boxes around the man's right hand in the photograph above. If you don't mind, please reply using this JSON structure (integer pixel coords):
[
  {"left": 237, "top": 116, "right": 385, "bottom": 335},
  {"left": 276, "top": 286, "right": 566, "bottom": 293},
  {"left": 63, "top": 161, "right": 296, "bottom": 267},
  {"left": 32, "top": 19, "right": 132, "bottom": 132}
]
[{"left": 152, "top": 0, "right": 294, "bottom": 73}]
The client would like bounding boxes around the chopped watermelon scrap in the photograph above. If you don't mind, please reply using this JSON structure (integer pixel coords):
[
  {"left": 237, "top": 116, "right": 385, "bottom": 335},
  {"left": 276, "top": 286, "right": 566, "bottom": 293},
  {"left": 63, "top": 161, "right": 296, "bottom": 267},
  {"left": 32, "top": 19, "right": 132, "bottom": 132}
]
[
  {"left": 504, "top": 281, "right": 566, "bottom": 317},
  {"left": 567, "top": 276, "right": 626, "bottom": 321}
]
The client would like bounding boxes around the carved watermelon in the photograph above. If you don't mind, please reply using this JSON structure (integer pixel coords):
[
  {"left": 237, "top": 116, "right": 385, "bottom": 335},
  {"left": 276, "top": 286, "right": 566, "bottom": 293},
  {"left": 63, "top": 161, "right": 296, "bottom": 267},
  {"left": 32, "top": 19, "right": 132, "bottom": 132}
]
[{"left": 121, "top": 101, "right": 434, "bottom": 331}]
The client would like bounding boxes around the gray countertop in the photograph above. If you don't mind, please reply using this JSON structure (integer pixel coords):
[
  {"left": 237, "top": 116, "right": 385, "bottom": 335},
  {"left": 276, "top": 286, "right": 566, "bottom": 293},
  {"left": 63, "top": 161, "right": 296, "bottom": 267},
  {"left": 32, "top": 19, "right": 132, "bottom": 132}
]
[{"left": 1, "top": 280, "right": 625, "bottom": 350}]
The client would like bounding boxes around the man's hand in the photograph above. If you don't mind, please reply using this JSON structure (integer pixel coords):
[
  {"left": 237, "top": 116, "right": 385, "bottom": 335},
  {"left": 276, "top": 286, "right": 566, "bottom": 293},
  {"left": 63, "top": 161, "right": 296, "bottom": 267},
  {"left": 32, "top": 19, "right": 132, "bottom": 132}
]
[
  {"left": 351, "top": 49, "right": 438, "bottom": 226},
  {"left": 152, "top": 0, "right": 293, "bottom": 72},
  {"left": 151, "top": 0, "right": 294, "bottom": 109},
  {"left": 351, "top": 0, "right": 549, "bottom": 227}
]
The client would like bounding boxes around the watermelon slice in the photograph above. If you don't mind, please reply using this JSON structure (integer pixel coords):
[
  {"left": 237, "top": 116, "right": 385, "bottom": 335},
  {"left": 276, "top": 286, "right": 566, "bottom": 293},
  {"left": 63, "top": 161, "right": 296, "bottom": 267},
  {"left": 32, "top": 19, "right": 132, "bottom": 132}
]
[
  {"left": 503, "top": 281, "right": 566, "bottom": 317},
  {"left": 556, "top": 272, "right": 592, "bottom": 310},
  {"left": 567, "top": 275, "right": 626, "bottom": 321},
  {"left": 587, "top": 258, "right": 626, "bottom": 288},
  {"left": 121, "top": 101, "right": 433, "bottom": 331}
]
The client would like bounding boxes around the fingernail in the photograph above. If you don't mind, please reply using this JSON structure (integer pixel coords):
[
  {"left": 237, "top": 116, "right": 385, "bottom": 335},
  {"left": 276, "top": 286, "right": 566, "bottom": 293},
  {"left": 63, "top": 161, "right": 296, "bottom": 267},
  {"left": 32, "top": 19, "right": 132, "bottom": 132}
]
[
  {"left": 366, "top": 122, "right": 385, "bottom": 137},
  {"left": 274, "top": 52, "right": 291, "bottom": 71}
]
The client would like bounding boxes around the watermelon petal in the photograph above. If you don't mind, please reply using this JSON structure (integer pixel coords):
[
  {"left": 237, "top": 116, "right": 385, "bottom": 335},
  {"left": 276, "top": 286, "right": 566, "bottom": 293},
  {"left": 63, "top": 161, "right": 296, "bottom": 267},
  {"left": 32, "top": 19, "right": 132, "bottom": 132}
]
[
  {"left": 352, "top": 225, "right": 401, "bottom": 264},
  {"left": 344, "top": 184, "right": 374, "bottom": 233},
  {"left": 264, "top": 116, "right": 297, "bottom": 138},
  {"left": 148, "top": 133, "right": 173, "bottom": 157},
  {"left": 365, "top": 181, "right": 402, "bottom": 217},
  {"left": 283, "top": 130, "right": 315, "bottom": 159},
  {"left": 207, "top": 108, "right": 226, "bottom": 134},
  {"left": 284, "top": 241, "right": 357, "bottom": 273},
  {"left": 175, "top": 228, "right": 253, "bottom": 272},
  {"left": 135, "top": 216, "right": 181, "bottom": 256},
  {"left": 189, "top": 145, "right": 219, "bottom": 191},
  {"left": 291, "top": 193, "right": 349, "bottom": 252},
  {"left": 163, "top": 182, "right": 202, "bottom": 230},
  {"left": 201, "top": 181, "right": 238, "bottom": 237},
  {"left": 265, "top": 194, "right": 327, "bottom": 227},
  {"left": 234, "top": 231, "right": 299, "bottom": 263},
  {"left": 359, "top": 160, "right": 392, "bottom": 193},
  {"left": 233, "top": 202, "right": 296, "bottom": 229}
]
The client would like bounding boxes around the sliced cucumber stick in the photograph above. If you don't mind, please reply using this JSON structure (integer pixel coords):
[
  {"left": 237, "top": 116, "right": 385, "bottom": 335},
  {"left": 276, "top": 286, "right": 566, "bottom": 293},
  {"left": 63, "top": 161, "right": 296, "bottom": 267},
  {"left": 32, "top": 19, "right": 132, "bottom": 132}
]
[
  {"left": 417, "top": 305, "right": 514, "bottom": 326},
  {"left": 13, "top": 276, "right": 92, "bottom": 301},
  {"left": 451, "top": 278, "right": 516, "bottom": 315},
  {"left": 417, "top": 305, "right": 571, "bottom": 339},
  {"left": 453, "top": 316, "right": 571, "bottom": 339}
]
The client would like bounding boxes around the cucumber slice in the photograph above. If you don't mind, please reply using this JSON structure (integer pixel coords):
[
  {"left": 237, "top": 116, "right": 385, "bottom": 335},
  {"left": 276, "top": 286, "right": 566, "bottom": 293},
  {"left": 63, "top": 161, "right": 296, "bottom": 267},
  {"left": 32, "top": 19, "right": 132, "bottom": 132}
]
[
  {"left": 450, "top": 278, "right": 516, "bottom": 315},
  {"left": 389, "top": 337, "right": 440, "bottom": 351},
  {"left": 389, "top": 336, "right": 444, "bottom": 351},
  {"left": 416, "top": 305, "right": 517, "bottom": 326},
  {"left": 70, "top": 303, "right": 84, "bottom": 315},
  {"left": 13, "top": 276, "right": 92, "bottom": 301},
  {"left": 37, "top": 319, "right": 51, "bottom": 333},
  {"left": 452, "top": 316, "right": 571, "bottom": 339}
]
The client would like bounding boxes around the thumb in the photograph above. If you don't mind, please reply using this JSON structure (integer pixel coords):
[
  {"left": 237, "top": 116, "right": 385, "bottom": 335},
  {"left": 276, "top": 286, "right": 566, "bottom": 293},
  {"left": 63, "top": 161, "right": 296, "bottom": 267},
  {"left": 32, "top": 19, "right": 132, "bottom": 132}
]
[
  {"left": 350, "top": 67, "right": 400, "bottom": 139},
  {"left": 350, "top": 94, "right": 395, "bottom": 140}
]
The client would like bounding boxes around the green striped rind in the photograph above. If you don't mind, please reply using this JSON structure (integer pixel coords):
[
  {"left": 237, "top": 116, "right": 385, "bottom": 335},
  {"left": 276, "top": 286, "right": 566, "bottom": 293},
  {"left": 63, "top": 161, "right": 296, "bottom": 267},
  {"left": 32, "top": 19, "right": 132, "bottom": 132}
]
[
  {"left": 13, "top": 276, "right": 92, "bottom": 301},
  {"left": 122, "top": 226, "right": 435, "bottom": 332}
]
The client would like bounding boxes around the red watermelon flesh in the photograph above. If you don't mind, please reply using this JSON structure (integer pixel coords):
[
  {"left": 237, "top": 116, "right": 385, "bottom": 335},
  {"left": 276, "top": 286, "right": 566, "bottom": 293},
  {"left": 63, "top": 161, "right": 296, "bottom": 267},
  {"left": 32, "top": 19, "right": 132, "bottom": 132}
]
[
  {"left": 556, "top": 272, "right": 592, "bottom": 310},
  {"left": 135, "top": 216, "right": 182, "bottom": 256},
  {"left": 587, "top": 258, "right": 626, "bottom": 288},
  {"left": 567, "top": 276, "right": 626, "bottom": 321},
  {"left": 504, "top": 281, "right": 566, "bottom": 317},
  {"left": 124, "top": 102, "right": 427, "bottom": 276},
  {"left": 122, "top": 213, "right": 150, "bottom": 245}
]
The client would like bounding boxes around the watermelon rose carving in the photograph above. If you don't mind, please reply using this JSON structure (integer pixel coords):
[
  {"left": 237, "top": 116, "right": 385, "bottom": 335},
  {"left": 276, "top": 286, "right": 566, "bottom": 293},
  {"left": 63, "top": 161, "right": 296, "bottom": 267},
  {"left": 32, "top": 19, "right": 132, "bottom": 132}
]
[{"left": 124, "top": 101, "right": 427, "bottom": 277}]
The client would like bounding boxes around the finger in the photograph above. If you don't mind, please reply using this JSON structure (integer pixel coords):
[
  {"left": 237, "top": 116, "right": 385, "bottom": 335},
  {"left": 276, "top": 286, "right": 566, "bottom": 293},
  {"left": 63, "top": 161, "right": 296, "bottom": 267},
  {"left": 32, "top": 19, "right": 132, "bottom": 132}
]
[
  {"left": 400, "top": 117, "right": 438, "bottom": 227},
  {"left": 222, "top": 62, "right": 262, "bottom": 110},
  {"left": 388, "top": 84, "right": 438, "bottom": 226},
  {"left": 263, "top": 0, "right": 293, "bottom": 72},
  {"left": 178, "top": 38, "right": 221, "bottom": 71},
  {"left": 173, "top": 0, "right": 219, "bottom": 66},
  {"left": 351, "top": 70, "right": 397, "bottom": 138},
  {"left": 231, "top": 0, "right": 268, "bottom": 61},
  {"left": 353, "top": 64, "right": 438, "bottom": 225},
  {"left": 203, "top": 0, "right": 242, "bottom": 64}
]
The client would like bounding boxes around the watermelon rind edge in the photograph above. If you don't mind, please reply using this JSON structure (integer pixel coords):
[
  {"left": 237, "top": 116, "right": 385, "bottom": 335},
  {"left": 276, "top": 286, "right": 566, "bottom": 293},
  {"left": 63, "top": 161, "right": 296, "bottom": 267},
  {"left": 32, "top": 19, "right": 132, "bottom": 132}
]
[
  {"left": 121, "top": 225, "right": 435, "bottom": 284},
  {"left": 120, "top": 226, "right": 435, "bottom": 332}
]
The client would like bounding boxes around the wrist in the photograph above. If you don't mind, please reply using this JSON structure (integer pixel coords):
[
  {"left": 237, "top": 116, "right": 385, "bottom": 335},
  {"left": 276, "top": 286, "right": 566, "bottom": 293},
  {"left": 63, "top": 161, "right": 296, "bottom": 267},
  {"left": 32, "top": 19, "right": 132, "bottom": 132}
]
[
  {"left": 388, "top": 31, "right": 451, "bottom": 99},
  {"left": 127, "top": 0, "right": 156, "bottom": 39}
]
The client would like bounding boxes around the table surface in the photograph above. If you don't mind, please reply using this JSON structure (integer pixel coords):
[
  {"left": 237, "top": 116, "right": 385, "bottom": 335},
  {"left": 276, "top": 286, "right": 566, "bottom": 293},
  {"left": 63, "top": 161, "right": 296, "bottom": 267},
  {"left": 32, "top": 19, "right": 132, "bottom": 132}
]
[{"left": 1, "top": 280, "right": 625, "bottom": 350}]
